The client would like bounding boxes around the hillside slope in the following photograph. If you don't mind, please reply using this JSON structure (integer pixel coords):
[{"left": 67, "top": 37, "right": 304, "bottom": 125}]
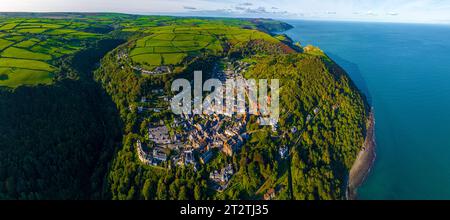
[{"left": 95, "top": 23, "right": 368, "bottom": 200}]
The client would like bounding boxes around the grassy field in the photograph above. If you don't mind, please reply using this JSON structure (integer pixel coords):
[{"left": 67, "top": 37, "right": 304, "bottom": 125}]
[
  {"left": 2, "top": 47, "right": 52, "bottom": 61},
  {"left": 14, "top": 38, "right": 39, "bottom": 48},
  {"left": 0, "top": 17, "right": 104, "bottom": 87},
  {"left": 0, "top": 38, "right": 14, "bottom": 50},
  {"left": 0, "top": 67, "right": 52, "bottom": 87},
  {"left": 128, "top": 25, "right": 280, "bottom": 71},
  {"left": 0, "top": 13, "right": 286, "bottom": 87},
  {"left": 0, "top": 58, "right": 54, "bottom": 71}
]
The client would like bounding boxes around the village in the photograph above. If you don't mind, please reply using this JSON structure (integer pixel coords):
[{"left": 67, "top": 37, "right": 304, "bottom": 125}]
[
  {"left": 129, "top": 56, "right": 322, "bottom": 194},
  {"left": 133, "top": 58, "right": 255, "bottom": 191}
]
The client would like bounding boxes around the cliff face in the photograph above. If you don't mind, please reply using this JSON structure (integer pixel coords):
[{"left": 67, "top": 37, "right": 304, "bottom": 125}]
[{"left": 249, "top": 18, "right": 295, "bottom": 33}]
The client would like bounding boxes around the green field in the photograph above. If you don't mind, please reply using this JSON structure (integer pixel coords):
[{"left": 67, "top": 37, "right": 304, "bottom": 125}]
[
  {"left": 0, "top": 38, "right": 14, "bottom": 50},
  {"left": 1, "top": 47, "right": 52, "bottom": 61},
  {"left": 129, "top": 25, "right": 280, "bottom": 70},
  {"left": 0, "top": 14, "right": 285, "bottom": 87},
  {"left": 0, "top": 17, "right": 104, "bottom": 87},
  {"left": 17, "top": 28, "right": 48, "bottom": 34},
  {"left": 14, "top": 38, "right": 39, "bottom": 48},
  {"left": 0, "top": 67, "right": 52, "bottom": 87},
  {"left": 0, "top": 58, "right": 54, "bottom": 71},
  {"left": 0, "top": 23, "right": 18, "bottom": 31},
  {"left": 131, "top": 54, "right": 162, "bottom": 69}
]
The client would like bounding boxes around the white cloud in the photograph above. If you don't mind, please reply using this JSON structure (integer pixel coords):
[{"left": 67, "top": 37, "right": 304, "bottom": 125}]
[
  {"left": 245, "top": 7, "right": 267, "bottom": 14},
  {"left": 0, "top": 0, "right": 449, "bottom": 23},
  {"left": 183, "top": 6, "right": 197, "bottom": 10},
  {"left": 366, "top": 10, "right": 377, "bottom": 16},
  {"left": 239, "top": 2, "right": 253, "bottom": 6}
]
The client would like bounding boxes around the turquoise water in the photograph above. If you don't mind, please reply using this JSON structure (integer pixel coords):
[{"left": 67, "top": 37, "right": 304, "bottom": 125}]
[{"left": 283, "top": 20, "right": 450, "bottom": 199}]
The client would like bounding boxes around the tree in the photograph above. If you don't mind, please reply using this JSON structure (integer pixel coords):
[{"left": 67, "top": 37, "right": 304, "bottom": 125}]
[
  {"left": 194, "top": 184, "right": 202, "bottom": 200},
  {"left": 156, "top": 179, "right": 167, "bottom": 200},
  {"left": 142, "top": 179, "right": 152, "bottom": 200},
  {"left": 178, "top": 186, "right": 188, "bottom": 200}
]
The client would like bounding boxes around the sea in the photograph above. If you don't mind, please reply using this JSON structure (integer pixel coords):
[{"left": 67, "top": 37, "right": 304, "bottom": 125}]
[{"left": 282, "top": 20, "right": 450, "bottom": 199}]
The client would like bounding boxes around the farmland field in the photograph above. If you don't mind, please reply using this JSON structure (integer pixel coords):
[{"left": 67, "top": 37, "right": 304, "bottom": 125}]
[
  {"left": 131, "top": 54, "right": 162, "bottom": 69},
  {"left": 2, "top": 47, "right": 52, "bottom": 61},
  {"left": 0, "top": 58, "right": 54, "bottom": 71},
  {"left": 128, "top": 25, "right": 281, "bottom": 71},
  {"left": 0, "top": 38, "right": 13, "bottom": 50},
  {"left": 0, "top": 67, "right": 52, "bottom": 87},
  {"left": 0, "top": 16, "right": 104, "bottom": 87},
  {"left": 14, "top": 38, "right": 39, "bottom": 48},
  {"left": 0, "top": 13, "right": 286, "bottom": 87}
]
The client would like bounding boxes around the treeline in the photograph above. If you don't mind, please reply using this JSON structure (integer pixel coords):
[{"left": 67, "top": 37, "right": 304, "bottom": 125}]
[
  {"left": 229, "top": 39, "right": 296, "bottom": 59},
  {"left": 0, "top": 39, "right": 125, "bottom": 199}
]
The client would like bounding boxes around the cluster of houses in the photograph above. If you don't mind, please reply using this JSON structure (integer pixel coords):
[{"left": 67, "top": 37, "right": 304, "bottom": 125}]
[
  {"left": 137, "top": 93, "right": 169, "bottom": 114},
  {"left": 136, "top": 140, "right": 167, "bottom": 166},
  {"left": 136, "top": 111, "right": 248, "bottom": 170},
  {"left": 133, "top": 59, "right": 262, "bottom": 191},
  {"left": 173, "top": 150, "right": 196, "bottom": 167},
  {"left": 117, "top": 50, "right": 128, "bottom": 60},
  {"left": 133, "top": 56, "right": 327, "bottom": 198},
  {"left": 132, "top": 65, "right": 172, "bottom": 75},
  {"left": 222, "top": 60, "right": 282, "bottom": 134},
  {"left": 149, "top": 125, "right": 173, "bottom": 145},
  {"left": 149, "top": 121, "right": 184, "bottom": 148},
  {"left": 209, "top": 164, "right": 234, "bottom": 191},
  {"left": 213, "top": 59, "right": 251, "bottom": 82},
  {"left": 220, "top": 61, "right": 250, "bottom": 83},
  {"left": 187, "top": 113, "right": 248, "bottom": 159}
]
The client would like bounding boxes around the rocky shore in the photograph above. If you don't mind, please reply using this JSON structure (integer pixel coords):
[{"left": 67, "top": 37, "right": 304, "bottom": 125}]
[{"left": 347, "top": 109, "right": 376, "bottom": 200}]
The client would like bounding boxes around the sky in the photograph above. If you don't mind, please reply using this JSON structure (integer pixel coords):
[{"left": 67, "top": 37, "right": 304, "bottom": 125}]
[{"left": 1, "top": 0, "right": 450, "bottom": 24}]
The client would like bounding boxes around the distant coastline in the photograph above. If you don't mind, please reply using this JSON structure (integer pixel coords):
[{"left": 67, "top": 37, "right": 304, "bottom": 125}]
[{"left": 347, "top": 109, "right": 376, "bottom": 200}]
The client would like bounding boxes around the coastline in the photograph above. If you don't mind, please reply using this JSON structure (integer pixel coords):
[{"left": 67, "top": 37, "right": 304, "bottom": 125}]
[{"left": 346, "top": 109, "right": 376, "bottom": 200}]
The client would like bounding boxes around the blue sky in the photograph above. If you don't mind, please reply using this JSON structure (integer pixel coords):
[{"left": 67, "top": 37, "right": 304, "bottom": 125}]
[{"left": 2, "top": 0, "right": 450, "bottom": 24}]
